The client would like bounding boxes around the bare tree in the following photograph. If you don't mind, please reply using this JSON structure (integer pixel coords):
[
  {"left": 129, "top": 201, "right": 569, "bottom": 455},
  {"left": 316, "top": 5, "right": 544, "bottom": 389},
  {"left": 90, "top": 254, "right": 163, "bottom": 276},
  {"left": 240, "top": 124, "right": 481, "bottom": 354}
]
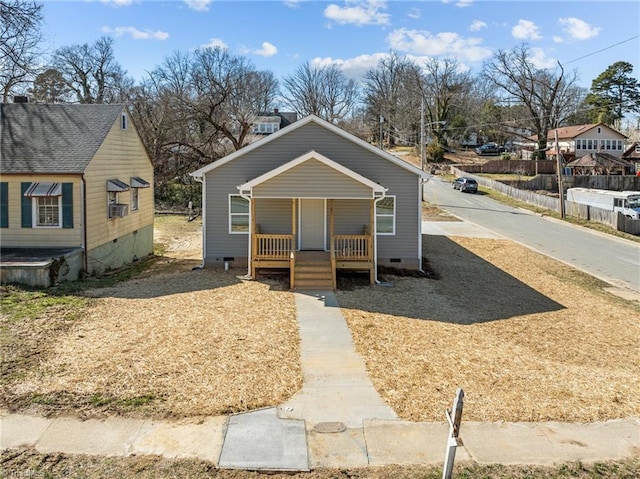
[
  {"left": 420, "top": 57, "right": 473, "bottom": 146},
  {"left": 52, "top": 36, "right": 131, "bottom": 103},
  {"left": 362, "top": 52, "right": 422, "bottom": 147},
  {"left": 482, "top": 44, "right": 579, "bottom": 158},
  {"left": 0, "top": 0, "right": 44, "bottom": 102},
  {"left": 281, "top": 61, "right": 359, "bottom": 122},
  {"left": 28, "top": 68, "right": 71, "bottom": 103}
]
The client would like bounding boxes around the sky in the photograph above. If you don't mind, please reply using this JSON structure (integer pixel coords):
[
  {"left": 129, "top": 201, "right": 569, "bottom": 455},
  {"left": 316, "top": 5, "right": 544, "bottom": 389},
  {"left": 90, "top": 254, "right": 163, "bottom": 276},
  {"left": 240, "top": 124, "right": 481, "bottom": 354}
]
[{"left": 40, "top": 0, "right": 640, "bottom": 91}]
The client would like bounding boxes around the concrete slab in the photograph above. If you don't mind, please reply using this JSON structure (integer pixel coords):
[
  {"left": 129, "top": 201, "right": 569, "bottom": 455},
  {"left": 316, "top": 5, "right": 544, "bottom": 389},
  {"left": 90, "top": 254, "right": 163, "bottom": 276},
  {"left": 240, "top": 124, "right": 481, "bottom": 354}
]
[
  {"left": 280, "top": 292, "right": 397, "bottom": 429},
  {"left": 0, "top": 414, "right": 53, "bottom": 449},
  {"left": 308, "top": 428, "right": 369, "bottom": 468},
  {"left": 218, "top": 408, "right": 309, "bottom": 471},
  {"left": 130, "top": 416, "right": 227, "bottom": 463},
  {"left": 36, "top": 416, "right": 145, "bottom": 456},
  {"left": 535, "top": 420, "right": 640, "bottom": 462},
  {"left": 422, "top": 220, "right": 502, "bottom": 238},
  {"left": 364, "top": 420, "right": 471, "bottom": 465}
]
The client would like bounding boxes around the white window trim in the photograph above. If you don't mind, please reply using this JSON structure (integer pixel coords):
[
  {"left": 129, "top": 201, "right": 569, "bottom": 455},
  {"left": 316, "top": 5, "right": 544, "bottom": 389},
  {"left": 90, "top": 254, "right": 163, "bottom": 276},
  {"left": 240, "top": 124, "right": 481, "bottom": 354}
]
[
  {"left": 376, "top": 195, "right": 396, "bottom": 236},
  {"left": 32, "top": 196, "right": 62, "bottom": 228},
  {"left": 131, "top": 188, "right": 139, "bottom": 212},
  {"left": 229, "top": 194, "right": 250, "bottom": 234}
]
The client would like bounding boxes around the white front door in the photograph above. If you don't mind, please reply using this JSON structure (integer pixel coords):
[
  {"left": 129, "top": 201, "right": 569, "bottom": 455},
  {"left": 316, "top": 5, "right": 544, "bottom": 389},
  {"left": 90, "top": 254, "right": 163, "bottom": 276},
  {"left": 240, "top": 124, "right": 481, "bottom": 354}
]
[{"left": 299, "top": 199, "right": 325, "bottom": 250}]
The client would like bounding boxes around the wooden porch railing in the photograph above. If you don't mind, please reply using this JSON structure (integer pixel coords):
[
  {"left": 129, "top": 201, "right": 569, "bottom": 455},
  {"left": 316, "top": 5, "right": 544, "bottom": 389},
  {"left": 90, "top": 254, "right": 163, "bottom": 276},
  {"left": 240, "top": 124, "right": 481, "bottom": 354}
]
[
  {"left": 254, "top": 234, "right": 294, "bottom": 260},
  {"left": 333, "top": 234, "right": 372, "bottom": 261}
]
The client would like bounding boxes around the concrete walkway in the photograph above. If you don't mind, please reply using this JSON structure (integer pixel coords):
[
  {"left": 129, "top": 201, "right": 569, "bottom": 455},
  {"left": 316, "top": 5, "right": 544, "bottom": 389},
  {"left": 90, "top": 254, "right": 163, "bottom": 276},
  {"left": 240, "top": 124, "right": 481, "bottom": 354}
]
[{"left": 1, "top": 290, "right": 639, "bottom": 471}]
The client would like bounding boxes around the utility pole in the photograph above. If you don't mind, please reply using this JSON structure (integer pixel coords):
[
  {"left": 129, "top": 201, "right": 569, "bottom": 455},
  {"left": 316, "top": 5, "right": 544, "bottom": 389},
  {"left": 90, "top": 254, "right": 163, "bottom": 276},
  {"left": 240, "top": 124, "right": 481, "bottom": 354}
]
[
  {"left": 379, "top": 114, "right": 384, "bottom": 150},
  {"left": 554, "top": 126, "right": 565, "bottom": 218},
  {"left": 420, "top": 98, "right": 425, "bottom": 170}
]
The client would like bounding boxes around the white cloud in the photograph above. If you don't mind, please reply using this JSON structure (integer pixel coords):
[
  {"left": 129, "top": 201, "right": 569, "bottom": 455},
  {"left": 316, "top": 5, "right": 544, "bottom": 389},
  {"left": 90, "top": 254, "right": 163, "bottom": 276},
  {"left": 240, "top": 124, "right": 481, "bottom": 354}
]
[
  {"left": 512, "top": 19, "right": 542, "bottom": 40},
  {"left": 102, "top": 26, "right": 169, "bottom": 40},
  {"left": 100, "top": 0, "right": 136, "bottom": 6},
  {"left": 184, "top": 0, "right": 212, "bottom": 12},
  {"left": 387, "top": 28, "right": 492, "bottom": 63},
  {"left": 553, "top": 36, "right": 564, "bottom": 44},
  {"left": 559, "top": 17, "right": 600, "bottom": 40},
  {"left": 407, "top": 7, "right": 421, "bottom": 20},
  {"left": 441, "top": 0, "right": 474, "bottom": 7},
  {"left": 311, "top": 53, "right": 388, "bottom": 80},
  {"left": 253, "top": 42, "right": 278, "bottom": 57},
  {"left": 284, "top": 0, "right": 302, "bottom": 7},
  {"left": 529, "top": 47, "right": 557, "bottom": 69},
  {"left": 469, "top": 20, "right": 487, "bottom": 32},
  {"left": 324, "top": 0, "right": 390, "bottom": 26},
  {"left": 202, "top": 38, "right": 228, "bottom": 49}
]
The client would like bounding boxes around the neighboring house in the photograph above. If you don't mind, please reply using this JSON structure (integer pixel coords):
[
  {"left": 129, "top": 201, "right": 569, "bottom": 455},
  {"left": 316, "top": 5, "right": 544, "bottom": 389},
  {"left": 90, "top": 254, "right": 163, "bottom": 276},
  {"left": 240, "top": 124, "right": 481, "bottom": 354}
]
[
  {"left": 528, "top": 123, "right": 627, "bottom": 159},
  {"left": 622, "top": 142, "right": 640, "bottom": 173},
  {"left": 0, "top": 102, "right": 154, "bottom": 286},
  {"left": 565, "top": 152, "right": 635, "bottom": 176},
  {"left": 191, "top": 114, "right": 427, "bottom": 289},
  {"left": 251, "top": 109, "right": 297, "bottom": 135}
]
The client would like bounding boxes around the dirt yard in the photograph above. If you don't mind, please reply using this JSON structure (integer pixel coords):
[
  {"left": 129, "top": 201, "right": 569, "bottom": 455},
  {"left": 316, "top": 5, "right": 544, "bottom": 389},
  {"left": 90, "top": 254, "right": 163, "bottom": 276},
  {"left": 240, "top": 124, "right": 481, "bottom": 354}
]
[{"left": 2, "top": 213, "right": 639, "bottom": 423}]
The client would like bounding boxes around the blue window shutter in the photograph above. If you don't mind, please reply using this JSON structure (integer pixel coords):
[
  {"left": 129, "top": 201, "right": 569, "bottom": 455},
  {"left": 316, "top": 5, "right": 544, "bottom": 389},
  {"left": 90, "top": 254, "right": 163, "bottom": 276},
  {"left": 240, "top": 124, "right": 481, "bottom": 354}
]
[
  {"left": 62, "top": 183, "right": 73, "bottom": 228},
  {"left": 21, "top": 182, "right": 32, "bottom": 228},
  {"left": 0, "top": 182, "right": 8, "bottom": 228}
]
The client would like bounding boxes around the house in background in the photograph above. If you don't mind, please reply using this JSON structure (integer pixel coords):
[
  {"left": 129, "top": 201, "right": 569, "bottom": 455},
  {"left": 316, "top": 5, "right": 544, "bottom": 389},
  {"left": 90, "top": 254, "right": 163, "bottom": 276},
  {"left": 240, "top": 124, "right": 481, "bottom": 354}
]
[
  {"left": 565, "top": 152, "right": 635, "bottom": 176},
  {"left": 191, "top": 114, "right": 428, "bottom": 290},
  {"left": 251, "top": 109, "right": 297, "bottom": 135},
  {"left": 0, "top": 102, "right": 154, "bottom": 286},
  {"left": 528, "top": 123, "right": 627, "bottom": 162},
  {"left": 622, "top": 142, "right": 640, "bottom": 174}
]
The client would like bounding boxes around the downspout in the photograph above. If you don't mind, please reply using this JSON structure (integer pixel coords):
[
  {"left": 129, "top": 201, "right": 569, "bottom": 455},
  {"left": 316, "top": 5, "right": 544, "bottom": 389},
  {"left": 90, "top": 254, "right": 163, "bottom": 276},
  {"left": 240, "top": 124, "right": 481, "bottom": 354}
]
[
  {"left": 373, "top": 193, "right": 385, "bottom": 284},
  {"left": 239, "top": 189, "right": 252, "bottom": 278},
  {"left": 192, "top": 175, "right": 206, "bottom": 269},
  {"left": 81, "top": 175, "right": 88, "bottom": 274},
  {"left": 418, "top": 176, "right": 430, "bottom": 274}
]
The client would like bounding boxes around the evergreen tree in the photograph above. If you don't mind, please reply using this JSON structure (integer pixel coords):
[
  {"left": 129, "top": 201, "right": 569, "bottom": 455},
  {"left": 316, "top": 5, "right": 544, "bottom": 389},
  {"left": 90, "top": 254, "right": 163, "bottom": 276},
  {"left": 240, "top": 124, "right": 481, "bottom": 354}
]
[{"left": 585, "top": 61, "right": 640, "bottom": 128}]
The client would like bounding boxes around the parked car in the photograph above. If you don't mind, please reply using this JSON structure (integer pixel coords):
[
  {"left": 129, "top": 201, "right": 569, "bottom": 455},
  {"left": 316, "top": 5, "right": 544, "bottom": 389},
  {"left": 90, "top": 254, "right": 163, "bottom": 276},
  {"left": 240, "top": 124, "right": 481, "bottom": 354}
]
[
  {"left": 475, "top": 143, "right": 501, "bottom": 155},
  {"left": 452, "top": 177, "right": 478, "bottom": 193}
]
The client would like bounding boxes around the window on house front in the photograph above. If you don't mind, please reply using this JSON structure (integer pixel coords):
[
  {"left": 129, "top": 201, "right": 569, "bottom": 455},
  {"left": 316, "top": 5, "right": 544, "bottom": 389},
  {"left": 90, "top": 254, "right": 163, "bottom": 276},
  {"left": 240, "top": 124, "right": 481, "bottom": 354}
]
[
  {"left": 0, "top": 182, "right": 8, "bottom": 228},
  {"left": 131, "top": 188, "right": 139, "bottom": 211},
  {"left": 376, "top": 196, "right": 395, "bottom": 235},
  {"left": 121, "top": 113, "right": 128, "bottom": 130},
  {"left": 129, "top": 177, "right": 150, "bottom": 212},
  {"left": 587, "top": 139, "right": 593, "bottom": 149},
  {"left": 229, "top": 194, "right": 249, "bottom": 233},
  {"left": 606, "top": 140, "right": 611, "bottom": 150},
  {"left": 597, "top": 127, "right": 601, "bottom": 134}
]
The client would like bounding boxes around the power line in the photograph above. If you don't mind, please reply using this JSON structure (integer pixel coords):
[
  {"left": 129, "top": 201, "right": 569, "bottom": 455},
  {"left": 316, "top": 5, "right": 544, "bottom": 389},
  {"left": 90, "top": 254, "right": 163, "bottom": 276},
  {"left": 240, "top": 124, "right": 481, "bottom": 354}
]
[{"left": 562, "top": 35, "right": 640, "bottom": 65}]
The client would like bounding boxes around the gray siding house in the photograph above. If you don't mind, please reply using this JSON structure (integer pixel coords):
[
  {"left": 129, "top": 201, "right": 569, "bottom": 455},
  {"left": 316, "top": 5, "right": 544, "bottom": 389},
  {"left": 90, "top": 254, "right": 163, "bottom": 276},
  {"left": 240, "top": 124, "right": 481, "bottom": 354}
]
[{"left": 191, "top": 115, "right": 427, "bottom": 289}]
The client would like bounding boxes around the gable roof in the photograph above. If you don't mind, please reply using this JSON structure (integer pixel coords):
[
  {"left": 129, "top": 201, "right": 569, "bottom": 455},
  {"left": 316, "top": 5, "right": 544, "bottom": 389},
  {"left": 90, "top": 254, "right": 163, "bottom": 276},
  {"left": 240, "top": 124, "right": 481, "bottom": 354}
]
[
  {"left": 237, "top": 150, "right": 387, "bottom": 197},
  {"left": 191, "top": 114, "right": 427, "bottom": 179},
  {"left": 0, "top": 103, "right": 125, "bottom": 174},
  {"left": 528, "top": 123, "right": 627, "bottom": 142},
  {"left": 622, "top": 141, "right": 640, "bottom": 160},
  {"left": 566, "top": 152, "right": 633, "bottom": 169}
]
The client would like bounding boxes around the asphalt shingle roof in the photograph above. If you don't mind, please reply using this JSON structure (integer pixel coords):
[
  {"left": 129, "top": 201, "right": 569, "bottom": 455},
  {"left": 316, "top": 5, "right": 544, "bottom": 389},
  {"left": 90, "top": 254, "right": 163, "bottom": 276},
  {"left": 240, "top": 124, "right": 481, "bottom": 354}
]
[{"left": 0, "top": 103, "right": 124, "bottom": 174}]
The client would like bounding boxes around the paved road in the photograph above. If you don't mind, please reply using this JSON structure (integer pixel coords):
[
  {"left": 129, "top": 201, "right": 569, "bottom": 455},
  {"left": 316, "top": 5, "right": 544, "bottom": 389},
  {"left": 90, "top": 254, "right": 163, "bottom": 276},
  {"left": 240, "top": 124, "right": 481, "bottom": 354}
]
[{"left": 423, "top": 177, "right": 640, "bottom": 293}]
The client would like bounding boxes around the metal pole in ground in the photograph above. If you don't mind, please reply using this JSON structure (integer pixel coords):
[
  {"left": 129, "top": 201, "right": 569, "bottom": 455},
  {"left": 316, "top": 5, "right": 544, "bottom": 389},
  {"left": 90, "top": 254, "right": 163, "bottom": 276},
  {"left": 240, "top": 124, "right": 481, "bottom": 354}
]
[{"left": 442, "top": 388, "right": 464, "bottom": 479}]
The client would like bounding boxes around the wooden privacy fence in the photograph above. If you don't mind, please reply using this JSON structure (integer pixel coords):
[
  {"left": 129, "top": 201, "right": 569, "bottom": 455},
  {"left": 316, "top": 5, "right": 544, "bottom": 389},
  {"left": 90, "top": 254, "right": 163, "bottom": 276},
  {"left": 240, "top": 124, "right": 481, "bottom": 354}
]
[{"left": 254, "top": 234, "right": 294, "bottom": 259}]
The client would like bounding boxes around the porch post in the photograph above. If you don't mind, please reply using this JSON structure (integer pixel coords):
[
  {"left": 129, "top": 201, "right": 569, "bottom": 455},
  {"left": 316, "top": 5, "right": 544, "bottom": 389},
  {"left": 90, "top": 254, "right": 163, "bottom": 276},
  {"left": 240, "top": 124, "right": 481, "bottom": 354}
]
[
  {"left": 250, "top": 197, "right": 256, "bottom": 278},
  {"left": 329, "top": 199, "right": 336, "bottom": 289},
  {"left": 291, "top": 198, "right": 297, "bottom": 250}
]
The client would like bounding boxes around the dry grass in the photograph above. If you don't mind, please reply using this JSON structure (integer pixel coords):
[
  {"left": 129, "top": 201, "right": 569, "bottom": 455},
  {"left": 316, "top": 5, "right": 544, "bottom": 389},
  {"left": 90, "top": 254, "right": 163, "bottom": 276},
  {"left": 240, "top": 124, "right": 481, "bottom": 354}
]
[
  {"left": 2, "top": 215, "right": 302, "bottom": 419},
  {"left": 337, "top": 236, "right": 640, "bottom": 423}
]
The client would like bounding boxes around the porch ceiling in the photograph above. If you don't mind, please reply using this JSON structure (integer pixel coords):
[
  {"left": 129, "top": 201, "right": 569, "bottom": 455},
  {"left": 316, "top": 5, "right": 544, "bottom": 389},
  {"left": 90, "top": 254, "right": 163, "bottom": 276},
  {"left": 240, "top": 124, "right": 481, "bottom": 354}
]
[{"left": 237, "top": 150, "right": 386, "bottom": 199}]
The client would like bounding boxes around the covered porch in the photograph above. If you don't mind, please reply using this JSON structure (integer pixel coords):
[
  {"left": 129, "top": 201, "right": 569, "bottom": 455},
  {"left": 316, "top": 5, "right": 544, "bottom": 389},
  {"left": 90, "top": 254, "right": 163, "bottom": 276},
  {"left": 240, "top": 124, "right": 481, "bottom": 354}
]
[{"left": 238, "top": 150, "right": 387, "bottom": 290}]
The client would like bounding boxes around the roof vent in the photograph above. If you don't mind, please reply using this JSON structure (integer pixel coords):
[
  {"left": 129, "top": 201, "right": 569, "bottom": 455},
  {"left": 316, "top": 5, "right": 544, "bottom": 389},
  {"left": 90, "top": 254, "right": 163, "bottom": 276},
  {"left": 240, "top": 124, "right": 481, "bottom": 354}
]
[{"left": 13, "top": 96, "right": 28, "bottom": 103}]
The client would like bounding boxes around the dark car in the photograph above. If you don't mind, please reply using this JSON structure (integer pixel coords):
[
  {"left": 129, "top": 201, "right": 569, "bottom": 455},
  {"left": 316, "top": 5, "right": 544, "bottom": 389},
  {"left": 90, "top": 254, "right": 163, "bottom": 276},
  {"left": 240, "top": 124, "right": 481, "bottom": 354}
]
[
  {"left": 475, "top": 143, "right": 501, "bottom": 155},
  {"left": 452, "top": 177, "right": 478, "bottom": 193}
]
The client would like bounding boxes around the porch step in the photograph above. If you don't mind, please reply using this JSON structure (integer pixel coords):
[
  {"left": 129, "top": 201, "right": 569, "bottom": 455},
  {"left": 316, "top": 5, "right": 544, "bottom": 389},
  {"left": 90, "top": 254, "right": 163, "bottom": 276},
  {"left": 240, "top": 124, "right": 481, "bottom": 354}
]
[{"left": 294, "top": 258, "right": 333, "bottom": 290}]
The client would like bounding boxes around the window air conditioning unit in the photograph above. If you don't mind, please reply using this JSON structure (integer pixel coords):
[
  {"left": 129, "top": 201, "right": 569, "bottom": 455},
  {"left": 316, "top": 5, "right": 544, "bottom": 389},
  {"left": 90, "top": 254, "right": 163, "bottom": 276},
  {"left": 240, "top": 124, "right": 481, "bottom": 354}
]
[{"left": 109, "top": 203, "right": 129, "bottom": 218}]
